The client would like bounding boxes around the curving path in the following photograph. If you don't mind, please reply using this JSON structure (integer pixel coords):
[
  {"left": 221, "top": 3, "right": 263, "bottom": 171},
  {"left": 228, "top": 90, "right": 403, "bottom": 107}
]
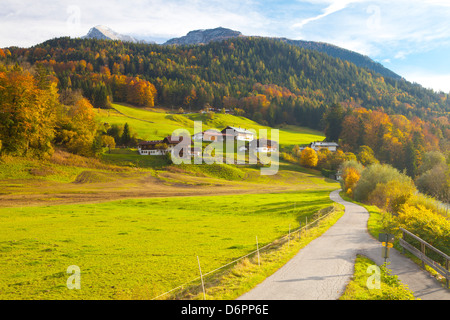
[{"left": 238, "top": 189, "right": 450, "bottom": 300}]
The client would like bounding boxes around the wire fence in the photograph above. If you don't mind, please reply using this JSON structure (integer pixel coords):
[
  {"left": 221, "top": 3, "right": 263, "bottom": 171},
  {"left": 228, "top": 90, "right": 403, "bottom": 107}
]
[{"left": 151, "top": 204, "right": 339, "bottom": 300}]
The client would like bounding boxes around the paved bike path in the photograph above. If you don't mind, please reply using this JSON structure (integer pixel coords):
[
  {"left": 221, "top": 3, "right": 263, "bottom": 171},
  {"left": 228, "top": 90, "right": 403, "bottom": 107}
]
[{"left": 238, "top": 189, "right": 450, "bottom": 300}]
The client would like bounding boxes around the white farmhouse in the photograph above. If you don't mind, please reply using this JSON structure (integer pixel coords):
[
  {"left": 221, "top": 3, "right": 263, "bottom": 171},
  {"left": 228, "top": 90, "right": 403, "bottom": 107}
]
[
  {"left": 221, "top": 126, "right": 255, "bottom": 142},
  {"left": 309, "top": 141, "right": 339, "bottom": 152}
]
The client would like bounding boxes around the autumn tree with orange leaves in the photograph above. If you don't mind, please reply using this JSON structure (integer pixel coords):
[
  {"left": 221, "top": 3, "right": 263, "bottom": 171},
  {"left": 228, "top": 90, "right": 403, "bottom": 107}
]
[{"left": 0, "top": 64, "right": 58, "bottom": 157}]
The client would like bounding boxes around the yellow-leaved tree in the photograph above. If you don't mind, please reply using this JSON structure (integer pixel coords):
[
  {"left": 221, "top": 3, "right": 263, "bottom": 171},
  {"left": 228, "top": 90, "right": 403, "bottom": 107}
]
[
  {"left": 0, "top": 63, "right": 58, "bottom": 158},
  {"left": 300, "top": 147, "right": 318, "bottom": 168},
  {"left": 343, "top": 167, "right": 360, "bottom": 197}
]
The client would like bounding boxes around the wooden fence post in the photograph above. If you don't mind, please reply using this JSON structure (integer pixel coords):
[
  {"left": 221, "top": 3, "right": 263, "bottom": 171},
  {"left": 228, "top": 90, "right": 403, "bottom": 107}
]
[
  {"left": 288, "top": 224, "right": 291, "bottom": 247},
  {"left": 197, "top": 256, "right": 206, "bottom": 300},
  {"left": 446, "top": 259, "right": 449, "bottom": 289},
  {"left": 421, "top": 243, "right": 426, "bottom": 269},
  {"left": 256, "top": 236, "right": 260, "bottom": 267},
  {"left": 402, "top": 229, "right": 405, "bottom": 254}
]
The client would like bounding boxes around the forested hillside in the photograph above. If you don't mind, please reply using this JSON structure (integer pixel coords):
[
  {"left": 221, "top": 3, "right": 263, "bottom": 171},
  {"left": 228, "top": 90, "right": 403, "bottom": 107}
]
[
  {"left": 1, "top": 36, "right": 450, "bottom": 178},
  {"left": 281, "top": 38, "right": 402, "bottom": 80},
  {"left": 5, "top": 37, "right": 450, "bottom": 126}
]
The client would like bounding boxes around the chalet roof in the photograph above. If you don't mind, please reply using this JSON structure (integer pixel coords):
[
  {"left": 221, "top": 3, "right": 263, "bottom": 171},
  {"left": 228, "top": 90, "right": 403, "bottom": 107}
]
[
  {"left": 193, "top": 129, "right": 233, "bottom": 138},
  {"left": 138, "top": 140, "right": 164, "bottom": 146},
  {"left": 251, "top": 138, "right": 278, "bottom": 147},
  {"left": 163, "top": 135, "right": 185, "bottom": 144},
  {"left": 221, "top": 126, "right": 255, "bottom": 135},
  {"left": 311, "top": 141, "right": 339, "bottom": 147},
  {"left": 203, "top": 129, "right": 224, "bottom": 136}
]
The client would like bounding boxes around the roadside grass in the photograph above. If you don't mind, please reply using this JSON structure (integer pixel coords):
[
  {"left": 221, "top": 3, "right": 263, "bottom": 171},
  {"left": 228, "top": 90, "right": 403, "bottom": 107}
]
[
  {"left": 339, "top": 255, "right": 417, "bottom": 300},
  {"left": 0, "top": 190, "right": 337, "bottom": 300}
]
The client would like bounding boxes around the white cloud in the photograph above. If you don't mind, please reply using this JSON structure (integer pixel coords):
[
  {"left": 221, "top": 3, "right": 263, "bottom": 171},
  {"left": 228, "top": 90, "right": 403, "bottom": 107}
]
[
  {"left": 1, "top": 0, "right": 449, "bottom": 93},
  {"left": 394, "top": 51, "right": 407, "bottom": 60},
  {"left": 292, "top": 0, "right": 368, "bottom": 29},
  {"left": 404, "top": 72, "right": 450, "bottom": 93},
  {"left": 289, "top": 0, "right": 450, "bottom": 60},
  {"left": 0, "top": 0, "right": 268, "bottom": 47}
]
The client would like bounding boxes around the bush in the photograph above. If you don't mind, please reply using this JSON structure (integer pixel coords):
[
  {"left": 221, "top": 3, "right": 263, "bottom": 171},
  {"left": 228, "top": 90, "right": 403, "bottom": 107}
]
[
  {"left": 396, "top": 204, "right": 450, "bottom": 258},
  {"left": 368, "top": 179, "right": 416, "bottom": 214},
  {"left": 340, "top": 159, "right": 364, "bottom": 174},
  {"left": 405, "top": 193, "right": 447, "bottom": 217},
  {"left": 415, "top": 164, "right": 449, "bottom": 202},
  {"left": 418, "top": 151, "right": 446, "bottom": 175},
  {"left": 353, "top": 163, "right": 412, "bottom": 202}
]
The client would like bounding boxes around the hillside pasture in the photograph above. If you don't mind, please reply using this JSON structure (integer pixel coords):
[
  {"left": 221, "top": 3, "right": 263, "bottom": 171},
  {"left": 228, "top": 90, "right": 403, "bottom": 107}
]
[{"left": 97, "top": 104, "right": 325, "bottom": 146}]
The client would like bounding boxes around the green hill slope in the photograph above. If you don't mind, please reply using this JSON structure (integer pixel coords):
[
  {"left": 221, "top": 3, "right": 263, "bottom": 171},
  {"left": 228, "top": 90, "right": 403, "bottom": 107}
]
[{"left": 97, "top": 103, "right": 325, "bottom": 147}]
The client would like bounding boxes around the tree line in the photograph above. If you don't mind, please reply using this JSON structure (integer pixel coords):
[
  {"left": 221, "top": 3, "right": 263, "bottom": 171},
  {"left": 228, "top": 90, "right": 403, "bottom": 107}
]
[
  {"left": 2, "top": 37, "right": 450, "bottom": 176},
  {"left": 5, "top": 37, "right": 450, "bottom": 131},
  {"left": 0, "top": 62, "right": 137, "bottom": 159},
  {"left": 322, "top": 103, "right": 449, "bottom": 179}
]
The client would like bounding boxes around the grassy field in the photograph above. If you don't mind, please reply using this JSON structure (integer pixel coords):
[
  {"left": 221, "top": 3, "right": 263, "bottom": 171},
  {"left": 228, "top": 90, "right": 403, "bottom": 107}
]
[
  {"left": 96, "top": 104, "right": 325, "bottom": 146},
  {"left": 0, "top": 189, "right": 336, "bottom": 300},
  {"left": 0, "top": 104, "right": 338, "bottom": 300}
]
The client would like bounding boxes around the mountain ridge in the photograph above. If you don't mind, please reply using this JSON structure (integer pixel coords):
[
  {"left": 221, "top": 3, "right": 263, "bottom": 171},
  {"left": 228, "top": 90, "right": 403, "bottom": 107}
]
[
  {"left": 79, "top": 25, "right": 400, "bottom": 80},
  {"left": 163, "top": 27, "right": 243, "bottom": 45},
  {"left": 82, "top": 25, "right": 138, "bottom": 43}
]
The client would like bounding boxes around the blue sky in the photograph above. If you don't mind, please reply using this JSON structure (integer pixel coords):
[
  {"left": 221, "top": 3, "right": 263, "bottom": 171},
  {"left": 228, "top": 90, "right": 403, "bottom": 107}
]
[{"left": 1, "top": 0, "right": 449, "bottom": 92}]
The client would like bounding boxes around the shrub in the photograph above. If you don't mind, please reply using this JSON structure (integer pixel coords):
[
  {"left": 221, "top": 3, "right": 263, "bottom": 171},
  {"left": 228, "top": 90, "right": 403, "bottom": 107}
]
[
  {"left": 368, "top": 179, "right": 416, "bottom": 214},
  {"left": 340, "top": 159, "right": 364, "bottom": 174},
  {"left": 405, "top": 193, "right": 447, "bottom": 217},
  {"left": 396, "top": 204, "right": 450, "bottom": 257},
  {"left": 353, "top": 163, "right": 412, "bottom": 202},
  {"left": 415, "top": 164, "right": 450, "bottom": 202},
  {"left": 418, "top": 151, "right": 446, "bottom": 175}
]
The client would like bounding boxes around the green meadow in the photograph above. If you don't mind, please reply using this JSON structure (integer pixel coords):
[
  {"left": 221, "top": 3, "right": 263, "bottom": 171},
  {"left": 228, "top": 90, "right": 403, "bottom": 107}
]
[
  {"left": 0, "top": 189, "right": 335, "bottom": 300},
  {"left": 96, "top": 104, "right": 325, "bottom": 146},
  {"left": 0, "top": 104, "right": 336, "bottom": 300}
]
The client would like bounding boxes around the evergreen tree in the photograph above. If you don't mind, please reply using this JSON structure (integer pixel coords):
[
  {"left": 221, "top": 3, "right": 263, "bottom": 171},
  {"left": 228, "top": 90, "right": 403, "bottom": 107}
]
[
  {"left": 121, "top": 123, "right": 131, "bottom": 146},
  {"left": 324, "top": 103, "right": 345, "bottom": 142}
]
